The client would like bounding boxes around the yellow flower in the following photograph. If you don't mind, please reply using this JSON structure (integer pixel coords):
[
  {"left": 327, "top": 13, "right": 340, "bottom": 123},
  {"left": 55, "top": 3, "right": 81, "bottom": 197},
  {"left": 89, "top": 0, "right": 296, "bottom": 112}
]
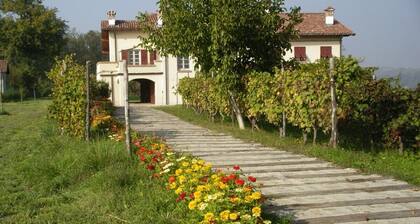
[
  {"left": 245, "top": 195, "right": 253, "bottom": 203},
  {"left": 230, "top": 197, "right": 240, "bottom": 204},
  {"left": 178, "top": 175, "right": 186, "bottom": 184},
  {"left": 198, "top": 202, "right": 208, "bottom": 211},
  {"left": 241, "top": 214, "right": 251, "bottom": 220},
  {"left": 194, "top": 191, "right": 202, "bottom": 200},
  {"left": 188, "top": 200, "right": 197, "bottom": 210},
  {"left": 220, "top": 210, "right": 230, "bottom": 221},
  {"left": 175, "top": 187, "right": 183, "bottom": 195},
  {"left": 251, "top": 192, "right": 262, "bottom": 200},
  {"left": 169, "top": 182, "right": 177, "bottom": 189},
  {"left": 204, "top": 212, "right": 214, "bottom": 222},
  {"left": 175, "top": 169, "right": 183, "bottom": 176},
  {"left": 218, "top": 182, "right": 228, "bottom": 190},
  {"left": 192, "top": 164, "right": 201, "bottom": 171},
  {"left": 198, "top": 160, "right": 205, "bottom": 165},
  {"left": 197, "top": 185, "right": 207, "bottom": 192},
  {"left": 185, "top": 169, "right": 192, "bottom": 174},
  {"left": 229, "top": 212, "right": 238, "bottom": 221},
  {"left": 182, "top": 162, "right": 190, "bottom": 167},
  {"left": 252, "top": 207, "right": 261, "bottom": 217}
]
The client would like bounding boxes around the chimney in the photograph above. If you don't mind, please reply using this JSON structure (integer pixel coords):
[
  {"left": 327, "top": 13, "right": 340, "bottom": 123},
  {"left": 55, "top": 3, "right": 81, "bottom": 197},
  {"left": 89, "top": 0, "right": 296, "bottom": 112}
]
[
  {"left": 107, "top": 10, "right": 117, "bottom": 26},
  {"left": 324, "top": 6, "right": 335, "bottom": 25}
]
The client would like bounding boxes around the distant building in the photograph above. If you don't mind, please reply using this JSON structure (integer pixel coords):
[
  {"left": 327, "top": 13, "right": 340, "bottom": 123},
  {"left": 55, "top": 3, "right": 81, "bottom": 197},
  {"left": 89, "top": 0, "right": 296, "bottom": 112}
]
[
  {"left": 0, "top": 60, "right": 8, "bottom": 94},
  {"left": 97, "top": 7, "right": 354, "bottom": 106}
]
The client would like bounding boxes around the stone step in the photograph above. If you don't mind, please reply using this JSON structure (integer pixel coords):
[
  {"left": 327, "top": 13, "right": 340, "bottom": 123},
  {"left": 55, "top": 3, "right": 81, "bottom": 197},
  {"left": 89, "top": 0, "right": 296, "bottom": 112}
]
[{"left": 341, "top": 217, "right": 420, "bottom": 224}]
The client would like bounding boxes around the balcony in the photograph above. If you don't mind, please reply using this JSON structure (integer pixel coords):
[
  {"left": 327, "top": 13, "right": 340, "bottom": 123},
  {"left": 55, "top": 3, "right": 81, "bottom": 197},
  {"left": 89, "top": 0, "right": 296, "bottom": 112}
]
[{"left": 97, "top": 60, "right": 164, "bottom": 76}]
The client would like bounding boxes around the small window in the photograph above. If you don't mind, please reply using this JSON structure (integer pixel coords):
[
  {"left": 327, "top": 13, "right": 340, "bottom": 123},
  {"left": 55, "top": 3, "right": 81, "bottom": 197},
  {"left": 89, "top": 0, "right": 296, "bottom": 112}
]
[
  {"left": 294, "top": 47, "right": 306, "bottom": 61},
  {"left": 177, "top": 57, "right": 190, "bottom": 70},
  {"left": 320, "top": 46, "right": 332, "bottom": 59},
  {"left": 128, "top": 49, "right": 140, "bottom": 65}
]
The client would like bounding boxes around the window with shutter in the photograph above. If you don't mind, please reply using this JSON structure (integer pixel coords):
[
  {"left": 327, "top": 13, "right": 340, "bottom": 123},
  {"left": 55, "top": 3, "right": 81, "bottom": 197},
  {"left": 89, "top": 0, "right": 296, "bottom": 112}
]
[
  {"left": 294, "top": 47, "right": 306, "bottom": 61},
  {"left": 320, "top": 46, "right": 332, "bottom": 59},
  {"left": 121, "top": 50, "right": 128, "bottom": 62},
  {"left": 141, "top": 50, "right": 148, "bottom": 65},
  {"left": 149, "top": 51, "right": 157, "bottom": 65}
]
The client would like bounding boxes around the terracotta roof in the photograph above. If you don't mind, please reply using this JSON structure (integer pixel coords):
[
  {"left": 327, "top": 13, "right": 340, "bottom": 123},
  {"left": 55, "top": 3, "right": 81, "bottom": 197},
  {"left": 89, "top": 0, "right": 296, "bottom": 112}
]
[
  {"left": 101, "top": 13, "right": 158, "bottom": 31},
  {"left": 295, "top": 13, "right": 354, "bottom": 37},
  {"left": 101, "top": 12, "right": 354, "bottom": 37},
  {"left": 0, "top": 60, "right": 7, "bottom": 73}
]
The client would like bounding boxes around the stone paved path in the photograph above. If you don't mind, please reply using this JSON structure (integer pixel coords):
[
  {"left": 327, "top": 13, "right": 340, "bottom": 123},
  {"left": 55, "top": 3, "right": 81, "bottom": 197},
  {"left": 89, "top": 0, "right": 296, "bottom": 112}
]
[{"left": 128, "top": 105, "right": 420, "bottom": 224}]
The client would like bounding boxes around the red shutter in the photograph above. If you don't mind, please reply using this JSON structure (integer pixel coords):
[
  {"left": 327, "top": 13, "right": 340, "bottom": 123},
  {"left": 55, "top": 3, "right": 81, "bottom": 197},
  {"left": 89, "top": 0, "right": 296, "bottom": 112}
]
[
  {"left": 294, "top": 47, "right": 306, "bottom": 61},
  {"left": 141, "top": 49, "right": 148, "bottom": 65},
  {"left": 321, "top": 46, "right": 332, "bottom": 58},
  {"left": 121, "top": 50, "right": 128, "bottom": 61},
  {"left": 149, "top": 51, "right": 157, "bottom": 65}
]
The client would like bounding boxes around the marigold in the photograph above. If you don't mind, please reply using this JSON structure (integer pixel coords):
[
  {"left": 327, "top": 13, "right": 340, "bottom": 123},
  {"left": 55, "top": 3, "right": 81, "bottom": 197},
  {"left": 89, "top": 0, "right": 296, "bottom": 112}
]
[
  {"left": 193, "top": 191, "right": 202, "bottom": 200},
  {"left": 220, "top": 210, "right": 230, "bottom": 221},
  {"left": 188, "top": 200, "right": 197, "bottom": 210},
  {"left": 175, "top": 187, "right": 183, "bottom": 195},
  {"left": 248, "top": 176, "right": 257, "bottom": 182},
  {"left": 204, "top": 212, "right": 214, "bottom": 222},
  {"left": 175, "top": 169, "right": 183, "bottom": 176},
  {"left": 182, "top": 161, "right": 190, "bottom": 167},
  {"left": 252, "top": 206, "right": 261, "bottom": 217},
  {"left": 229, "top": 212, "right": 238, "bottom": 220},
  {"left": 251, "top": 192, "right": 262, "bottom": 200}
]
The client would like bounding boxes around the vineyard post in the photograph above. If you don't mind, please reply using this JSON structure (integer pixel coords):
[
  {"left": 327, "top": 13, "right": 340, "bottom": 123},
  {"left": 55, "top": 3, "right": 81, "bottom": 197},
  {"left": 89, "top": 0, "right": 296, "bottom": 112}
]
[
  {"left": 329, "top": 58, "right": 338, "bottom": 148},
  {"left": 0, "top": 71, "right": 3, "bottom": 114},
  {"left": 85, "top": 61, "right": 91, "bottom": 141},
  {"left": 281, "top": 67, "right": 286, "bottom": 137},
  {"left": 123, "top": 60, "right": 132, "bottom": 155}
]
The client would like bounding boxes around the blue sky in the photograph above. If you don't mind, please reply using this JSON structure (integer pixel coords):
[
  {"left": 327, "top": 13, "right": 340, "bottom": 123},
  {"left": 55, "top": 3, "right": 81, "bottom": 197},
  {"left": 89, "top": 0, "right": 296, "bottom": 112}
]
[{"left": 43, "top": 0, "right": 420, "bottom": 69}]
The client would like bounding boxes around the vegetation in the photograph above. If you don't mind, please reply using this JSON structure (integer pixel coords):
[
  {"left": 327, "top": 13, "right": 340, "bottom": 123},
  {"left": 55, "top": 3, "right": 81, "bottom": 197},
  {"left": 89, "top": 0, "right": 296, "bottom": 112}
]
[
  {"left": 0, "top": 0, "right": 67, "bottom": 99},
  {"left": 177, "top": 57, "right": 419, "bottom": 152},
  {"left": 139, "top": 0, "right": 301, "bottom": 129},
  {"left": 0, "top": 101, "right": 192, "bottom": 223},
  {"left": 157, "top": 105, "right": 420, "bottom": 186}
]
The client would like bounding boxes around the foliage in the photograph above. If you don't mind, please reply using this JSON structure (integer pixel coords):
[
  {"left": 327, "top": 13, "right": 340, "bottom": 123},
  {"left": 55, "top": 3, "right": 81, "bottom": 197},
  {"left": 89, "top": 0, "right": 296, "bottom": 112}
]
[
  {"left": 48, "top": 55, "right": 86, "bottom": 138},
  {"left": 91, "top": 80, "right": 111, "bottom": 100},
  {"left": 64, "top": 29, "right": 102, "bottom": 72},
  {"left": 0, "top": 0, "right": 67, "bottom": 96},
  {"left": 177, "top": 56, "right": 419, "bottom": 151},
  {"left": 0, "top": 101, "right": 190, "bottom": 224},
  {"left": 131, "top": 135, "right": 274, "bottom": 223}
]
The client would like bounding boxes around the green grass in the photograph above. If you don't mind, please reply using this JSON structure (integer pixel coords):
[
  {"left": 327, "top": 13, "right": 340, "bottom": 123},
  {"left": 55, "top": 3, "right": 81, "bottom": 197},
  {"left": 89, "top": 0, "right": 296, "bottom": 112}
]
[
  {"left": 157, "top": 105, "right": 420, "bottom": 186},
  {"left": 0, "top": 100, "right": 189, "bottom": 223}
]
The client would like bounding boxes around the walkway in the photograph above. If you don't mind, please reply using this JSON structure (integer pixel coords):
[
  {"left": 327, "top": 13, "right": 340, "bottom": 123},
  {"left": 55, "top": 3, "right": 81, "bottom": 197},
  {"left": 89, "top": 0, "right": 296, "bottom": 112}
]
[{"left": 128, "top": 105, "right": 420, "bottom": 224}]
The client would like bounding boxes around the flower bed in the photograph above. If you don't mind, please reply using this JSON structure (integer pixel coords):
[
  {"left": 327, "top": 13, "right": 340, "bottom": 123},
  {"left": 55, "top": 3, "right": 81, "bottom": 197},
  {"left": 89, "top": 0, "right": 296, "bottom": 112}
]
[{"left": 131, "top": 135, "right": 272, "bottom": 224}]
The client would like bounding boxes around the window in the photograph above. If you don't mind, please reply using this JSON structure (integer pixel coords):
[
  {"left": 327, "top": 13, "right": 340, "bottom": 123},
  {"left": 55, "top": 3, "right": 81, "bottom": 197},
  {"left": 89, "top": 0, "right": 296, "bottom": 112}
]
[
  {"left": 177, "top": 57, "right": 190, "bottom": 70},
  {"left": 128, "top": 50, "right": 140, "bottom": 65},
  {"left": 294, "top": 47, "right": 306, "bottom": 61},
  {"left": 320, "top": 46, "right": 332, "bottom": 59}
]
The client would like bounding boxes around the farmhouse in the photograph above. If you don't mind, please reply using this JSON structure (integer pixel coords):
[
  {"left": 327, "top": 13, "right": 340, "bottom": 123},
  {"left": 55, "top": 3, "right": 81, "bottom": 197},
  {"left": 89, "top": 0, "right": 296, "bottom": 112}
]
[
  {"left": 0, "top": 60, "right": 8, "bottom": 94},
  {"left": 97, "top": 7, "right": 354, "bottom": 106}
]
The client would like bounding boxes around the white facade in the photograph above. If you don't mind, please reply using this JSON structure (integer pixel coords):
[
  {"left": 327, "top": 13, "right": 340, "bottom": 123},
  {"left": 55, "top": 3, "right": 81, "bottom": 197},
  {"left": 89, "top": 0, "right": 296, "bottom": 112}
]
[
  {"left": 97, "top": 31, "right": 196, "bottom": 106},
  {"left": 285, "top": 37, "right": 342, "bottom": 63}
]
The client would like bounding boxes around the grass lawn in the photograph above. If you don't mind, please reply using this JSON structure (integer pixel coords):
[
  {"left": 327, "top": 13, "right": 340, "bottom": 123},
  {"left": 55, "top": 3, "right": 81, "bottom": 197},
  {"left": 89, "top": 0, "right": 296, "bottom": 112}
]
[
  {"left": 157, "top": 105, "right": 420, "bottom": 186},
  {"left": 0, "top": 100, "right": 189, "bottom": 223}
]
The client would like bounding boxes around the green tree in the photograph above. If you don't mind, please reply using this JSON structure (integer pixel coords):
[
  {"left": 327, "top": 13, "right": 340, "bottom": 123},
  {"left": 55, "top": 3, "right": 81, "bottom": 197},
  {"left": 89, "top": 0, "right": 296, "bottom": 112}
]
[
  {"left": 0, "top": 0, "right": 67, "bottom": 99},
  {"left": 140, "top": 0, "right": 301, "bottom": 129},
  {"left": 64, "top": 29, "right": 102, "bottom": 71}
]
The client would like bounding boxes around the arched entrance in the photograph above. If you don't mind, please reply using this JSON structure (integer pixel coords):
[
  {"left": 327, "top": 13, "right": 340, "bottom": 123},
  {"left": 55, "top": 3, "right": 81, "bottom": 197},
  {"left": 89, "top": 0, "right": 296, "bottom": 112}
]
[{"left": 128, "top": 79, "right": 155, "bottom": 104}]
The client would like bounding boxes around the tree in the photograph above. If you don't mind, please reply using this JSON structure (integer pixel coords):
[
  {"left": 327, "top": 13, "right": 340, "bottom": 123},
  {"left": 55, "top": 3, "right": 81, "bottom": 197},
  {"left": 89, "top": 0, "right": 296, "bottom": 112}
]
[
  {"left": 140, "top": 0, "right": 301, "bottom": 129},
  {"left": 0, "top": 0, "right": 67, "bottom": 99},
  {"left": 63, "top": 29, "right": 102, "bottom": 72}
]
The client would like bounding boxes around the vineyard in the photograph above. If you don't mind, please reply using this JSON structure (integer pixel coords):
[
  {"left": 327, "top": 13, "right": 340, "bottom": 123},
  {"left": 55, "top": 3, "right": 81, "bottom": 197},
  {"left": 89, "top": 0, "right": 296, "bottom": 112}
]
[{"left": 178, "top": 56, "right": 419, "bottom": 152}]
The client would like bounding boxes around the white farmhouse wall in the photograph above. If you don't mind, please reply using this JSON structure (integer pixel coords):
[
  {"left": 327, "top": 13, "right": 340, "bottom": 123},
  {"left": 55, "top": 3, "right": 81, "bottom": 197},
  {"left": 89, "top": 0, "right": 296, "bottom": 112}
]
[{"left": 285, "top": 37, "right": 342, "bottom": 63}]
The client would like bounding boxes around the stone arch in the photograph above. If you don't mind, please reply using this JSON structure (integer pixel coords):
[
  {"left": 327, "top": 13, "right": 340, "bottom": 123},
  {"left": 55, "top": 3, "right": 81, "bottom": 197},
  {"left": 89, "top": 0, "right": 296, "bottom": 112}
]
[{"left": 128, "top": 78, "right": 155, "bottom": 104}]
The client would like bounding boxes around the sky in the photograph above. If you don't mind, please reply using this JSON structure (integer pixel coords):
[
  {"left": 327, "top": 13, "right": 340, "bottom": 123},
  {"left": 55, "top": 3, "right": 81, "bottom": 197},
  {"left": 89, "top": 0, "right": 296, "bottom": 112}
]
[{"left": 43, "top": 0, "right": 420, "bottom": 69}]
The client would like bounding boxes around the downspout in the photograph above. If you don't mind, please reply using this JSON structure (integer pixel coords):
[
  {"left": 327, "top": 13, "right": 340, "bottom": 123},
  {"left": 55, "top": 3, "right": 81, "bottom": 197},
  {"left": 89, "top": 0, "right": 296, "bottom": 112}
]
[
  {"left": 114, "top": 31, "right": 118, "bottom": 62},
  {"left": 165, "top": 56, "right": 169, "bottom": 105}
]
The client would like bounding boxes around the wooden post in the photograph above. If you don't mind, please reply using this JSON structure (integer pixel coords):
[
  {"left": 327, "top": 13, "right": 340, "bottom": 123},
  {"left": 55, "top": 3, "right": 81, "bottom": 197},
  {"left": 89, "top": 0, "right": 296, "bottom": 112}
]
[
  {"left": 0, "top": 71, "right": 3, "bottom": 114},
  {"left": 123, "top": 60, "right": 132, "bottom": 155},
  {"left": 85, "top": 61, "right": 91, "bottom": 141},
  {"left": 281, "top": 67, "right": 286, "bottom": 137},
  {"left": 329, "top": 58, "right": 338, "bottom": 148}
]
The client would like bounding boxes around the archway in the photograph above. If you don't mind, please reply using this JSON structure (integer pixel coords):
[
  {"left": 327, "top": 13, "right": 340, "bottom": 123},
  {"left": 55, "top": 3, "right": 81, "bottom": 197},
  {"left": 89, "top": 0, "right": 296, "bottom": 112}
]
[{"left": 128, "top": 79, "right": 155, "bottom": 104}]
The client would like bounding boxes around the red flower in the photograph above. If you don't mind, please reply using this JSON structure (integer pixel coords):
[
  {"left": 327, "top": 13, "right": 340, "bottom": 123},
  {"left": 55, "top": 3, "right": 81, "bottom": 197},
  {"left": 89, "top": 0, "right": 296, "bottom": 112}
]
[
  {"left": 176, "top": 192, "right": 187, "bottom": 202},
  {"left": 189, "top": 193, "right": 195, "bottom": 200},
  {"left": 233, "top": 165, "right": 240, "bottom": 171},
  {"left": 235, "top": 178, "right": 245, "bottom": 186},
  {"left": 140, "top": 156, "right": 146, "bottom": 162},
  {"left": 248, "top": 176, "right": 257, "bottom": 182},
  {"left": 221, "top": 176, "right": 230, "bottom": 183},
  {"left": 133, "top": 140, "right": 141, "bottom": 148},
  {"left": 168, "top": 176, "right": 176, "bottom": 183},
  {"left": 147, "top": 164, "right": 155, "bottom": 171},
  {"left": 228, "top": 173, "right": 237, "bottom": 180},
  {"left": 152, "top": 157, "right": 159, "bottom": 163}
]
